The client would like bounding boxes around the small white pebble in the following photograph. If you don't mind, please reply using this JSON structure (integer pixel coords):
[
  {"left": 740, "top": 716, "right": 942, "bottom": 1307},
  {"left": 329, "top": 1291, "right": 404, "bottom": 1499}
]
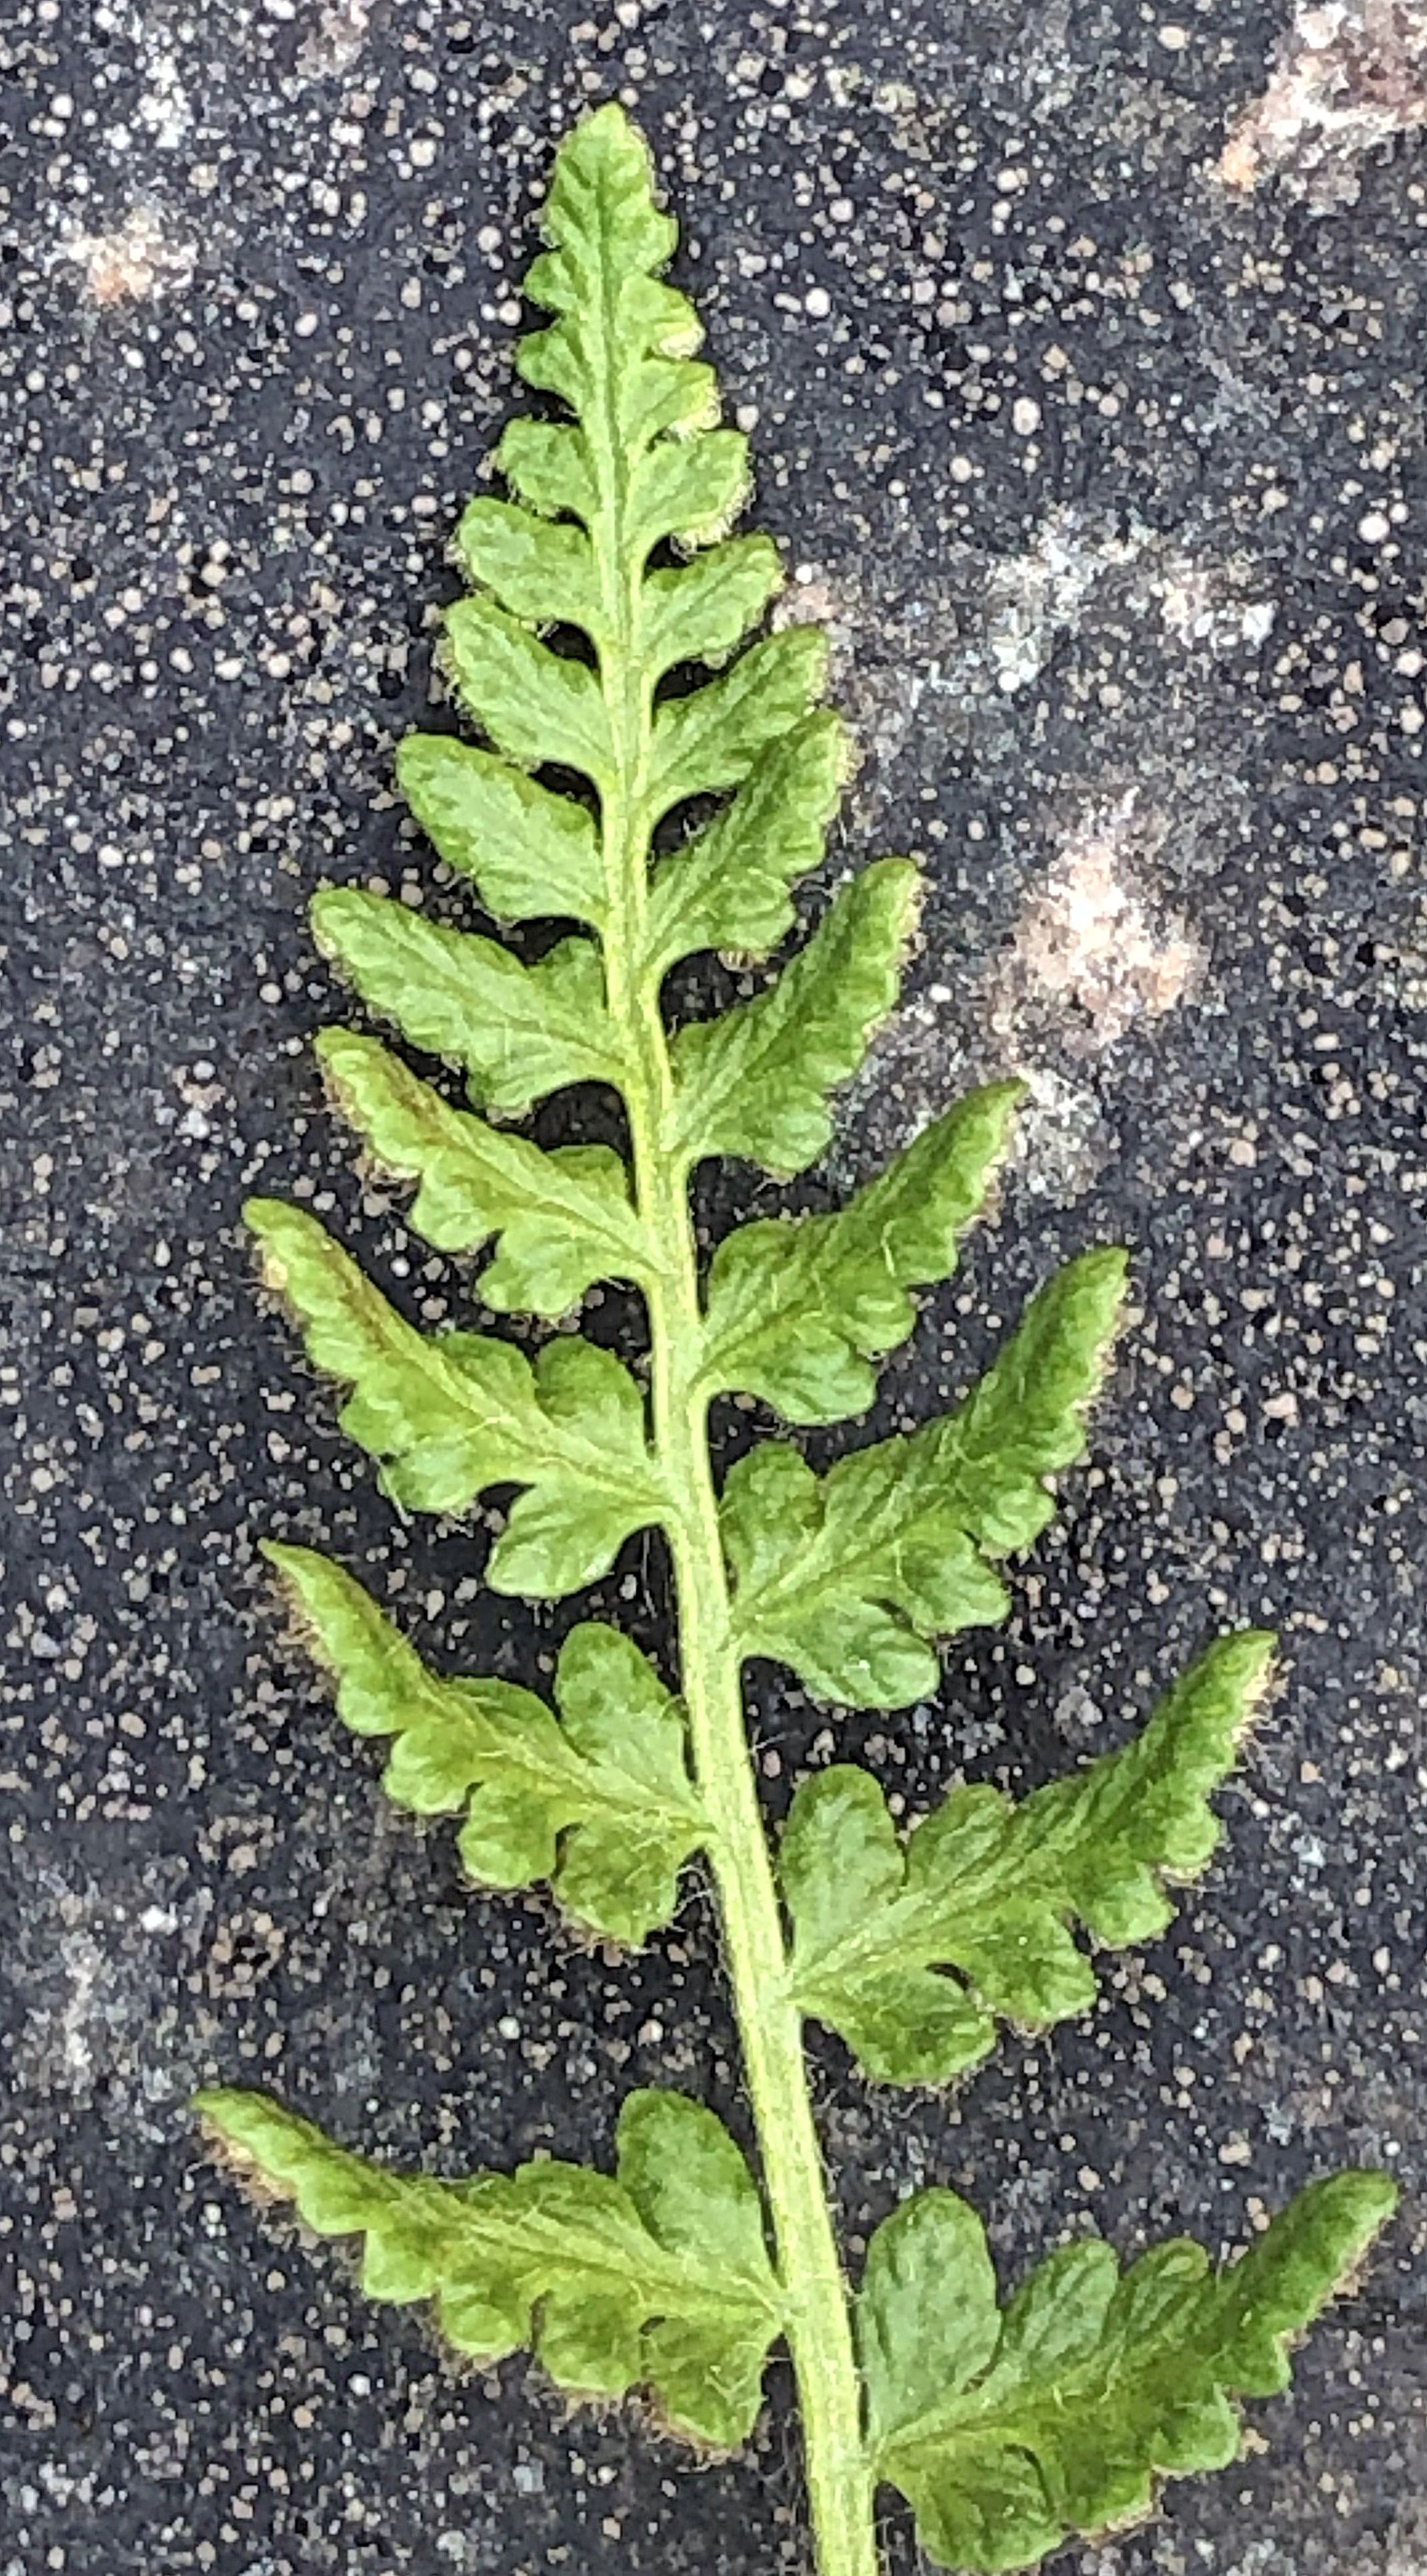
[
  {"left": 1157, "top": 22, "right": 1190, "bottom": 48},
  {"left": 1012, "top": 395, "right": 1041, "bottom": 437},
  {"left": 804, "top": 285, "right": 830, "bottom": 319},
  {"left": 1358, "top": 508, "right": 1391, "bottom": 543}
]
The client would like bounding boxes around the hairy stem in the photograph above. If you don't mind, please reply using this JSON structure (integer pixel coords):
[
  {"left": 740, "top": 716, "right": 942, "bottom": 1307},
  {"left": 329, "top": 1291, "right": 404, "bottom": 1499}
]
[
  {"left": 590, "top": 480, "right": 875, "bottom": 2571},
  {"left": 655, "top": 1369, "right": 877, "bottom": 2576}
]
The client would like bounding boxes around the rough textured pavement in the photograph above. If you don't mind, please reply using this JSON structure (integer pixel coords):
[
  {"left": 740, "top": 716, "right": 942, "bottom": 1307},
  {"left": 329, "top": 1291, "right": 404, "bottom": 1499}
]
[{"left": 3, "top": 3, "right": 1427, "bottom": 2571}]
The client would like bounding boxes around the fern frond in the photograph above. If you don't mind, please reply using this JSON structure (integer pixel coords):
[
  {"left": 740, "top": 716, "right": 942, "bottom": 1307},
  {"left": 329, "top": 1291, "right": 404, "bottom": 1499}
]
[
  {"left": 645, "top": 712, "right": 848, "bottom": 975},
  {"left": 317, "top": 1029, "right": 653, "bottom": 1314},
  {"left": 670, "top": 860, "right": 920, "bottom": 1180},
  {"left": 312, "top": 893, "right": 622, "bottom": 1116},
  {"left": 394, "top": 734, "right": 607, "bottom": 932},
  {"left": 699, "top": 1082, "right": 1021, "bottom": 1423},
  {"left": 213, "top": 102, "right": 1395, "bottom": 2576}
]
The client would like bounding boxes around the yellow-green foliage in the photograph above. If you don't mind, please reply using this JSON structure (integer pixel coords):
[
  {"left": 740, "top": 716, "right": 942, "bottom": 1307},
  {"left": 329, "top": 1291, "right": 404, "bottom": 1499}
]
[{"left": 197, "top": 104, "right": 1395, "bottom": 2576}]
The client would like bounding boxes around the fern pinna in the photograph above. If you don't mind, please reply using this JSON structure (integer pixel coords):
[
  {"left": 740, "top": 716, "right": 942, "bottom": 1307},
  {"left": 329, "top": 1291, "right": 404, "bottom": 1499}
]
[{"left": 196, "top": 105, "right": 1394, "bottom": 2576}]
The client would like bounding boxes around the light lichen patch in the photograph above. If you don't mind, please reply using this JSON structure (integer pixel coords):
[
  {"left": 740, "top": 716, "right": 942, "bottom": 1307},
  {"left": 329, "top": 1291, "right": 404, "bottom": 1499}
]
[
  {"left": 988, "top": 795, "right": 1205, "bottom": 1055},
  {"left": 1219, "top": 1, "right": 1427, "bottom": 206},
  {"left": 297, "top": 0, "right": 374, "bottom": 80},
  {"left": 61, "top": 204, "right": 195, "bottom": 305}
]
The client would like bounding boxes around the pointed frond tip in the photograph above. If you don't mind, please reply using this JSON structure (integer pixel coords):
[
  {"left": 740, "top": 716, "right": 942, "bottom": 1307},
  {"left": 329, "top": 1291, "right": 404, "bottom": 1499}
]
[
  {"left": 496, "top": 99, "right": 747, "bottom": 560},
  {"left": 780, "top": 1630, "right": 1276, "bottom": 2086},
  {"left": 393, "top": 98, "right": 852, "bottom": 954},
  {"left": 194, "top": 2082, "right": 784, "bottom": 2453},
  {"left": 861, "top": 2171, "right": 1397, "bottom": 2572}
]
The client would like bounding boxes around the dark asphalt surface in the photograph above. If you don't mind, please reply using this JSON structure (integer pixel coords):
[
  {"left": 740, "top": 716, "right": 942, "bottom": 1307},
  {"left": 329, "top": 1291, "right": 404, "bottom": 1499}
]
[{"left": 2, "top": 3, "right": 1426, "bottom": 2571}]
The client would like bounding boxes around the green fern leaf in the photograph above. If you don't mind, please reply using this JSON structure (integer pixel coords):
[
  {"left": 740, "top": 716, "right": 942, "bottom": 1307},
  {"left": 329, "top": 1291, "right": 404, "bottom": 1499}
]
[
  {"left": 515, "top": 112, "right": 700, "bottom": 410},
  {"left": 928, "top": 1244, "right": 1128, "bottom": 1553},
  {"left": 444, "top": 593, "right": 615, "bottom": 787},
  {"left": 317, "top": 1028, "right": 652, "bottom": 1314},
  {"left": 266, "top": 1544, "right": 706, "bottom": 1944},
  {"left": 671, "top": 860, "right": 920, "bottom": 1182},
  {"left": 311, "top": 891, "right": 622, "bottom": 1118},
  {"left": 495, "top": 107, "right": 749, "bottom": 560},
  {"left": 221, "top": 105, "right": 1392, "bottom": 2575},
  {"left": 394, "top": 736, "right": 608, "bottom": 934},
  {"left": 453, "top": 493, "right": 603, "bottom": 634},
  {"left": 649, "top": 627, "right": 828, "bottom": 821},
  {"left": 196, "top": 2083, "right": 783, "bottom": 2451},
  {"left": 641, "top": 532, "right": 785, "bottom": 676},
  {"left": 645, "top": 713, "right": 848, "bottom": 977},
  {"left": 700, "top": 1082, "right": 1021, "bottom": 1424},
  {"left": 626, "top": 423, "right": 750, "bottom": 553},
  {"left": 860, "top": 2172, "right": 1396, "bottom": 2572},
  {"left": 779, "top": 1632, "right": 1273, "bottom": 2084},
  {"left": 246, "top": 1199, "right": 663, "bottom": 1590},
  {"left": 723, "top": 1249, "right": 1126, "bottom": 1704}
]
